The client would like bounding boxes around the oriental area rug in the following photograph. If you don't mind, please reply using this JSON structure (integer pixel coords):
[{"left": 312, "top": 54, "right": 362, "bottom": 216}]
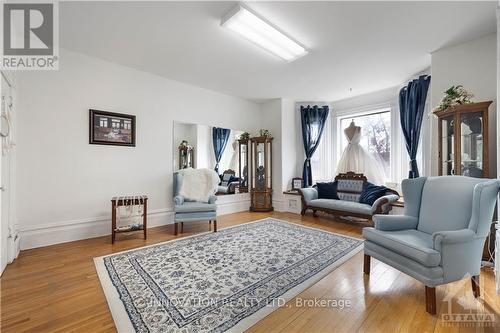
[{"left": 94, "top": 218, "right": 362, "bottom": 332}]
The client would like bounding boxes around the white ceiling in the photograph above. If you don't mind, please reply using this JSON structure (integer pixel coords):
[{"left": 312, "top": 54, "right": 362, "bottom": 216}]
[{"left": 60, "top": 1, "right": 496, "bottom": 103}]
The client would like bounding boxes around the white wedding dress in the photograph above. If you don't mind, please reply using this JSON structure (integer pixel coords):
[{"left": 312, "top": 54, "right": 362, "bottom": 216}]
[{"left": 336, "top": 128, "right": 386, "bottom": 185}]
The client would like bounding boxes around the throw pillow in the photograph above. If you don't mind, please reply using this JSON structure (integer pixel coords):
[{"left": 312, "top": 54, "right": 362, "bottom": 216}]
[
  {"left": 228, "top": 176, "right": 240, "bottom": 183},
  {"left": 316, "top": 181, "right": 339, "bottom": 200},
  {"left": 359, "top": 182, "right": 388, "bottom": 206}
]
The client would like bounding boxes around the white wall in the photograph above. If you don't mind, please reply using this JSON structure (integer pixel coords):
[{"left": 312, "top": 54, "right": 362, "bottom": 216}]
[
  {"left": 280, "top": 98, "right": 298, "bottom": 192},
  {"left": 332, "top": 87, "right": 398, "bottom": 111},
  {"left": 260, "top": 99, "right": 283, "bottom": 210},
  {"left": 16, "top": 49, "right": 262, "bottom": 249},
  {"left": 431, "top": 33, "right": 497, "bottom": 177}
]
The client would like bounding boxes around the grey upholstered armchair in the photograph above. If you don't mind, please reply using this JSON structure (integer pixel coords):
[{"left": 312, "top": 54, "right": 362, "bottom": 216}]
[
  {"left": 363, "top": 176, "right": 499, "bottom": 314},
  {"left": 173, "top": 172, "right": 218, "bottom": 235}
]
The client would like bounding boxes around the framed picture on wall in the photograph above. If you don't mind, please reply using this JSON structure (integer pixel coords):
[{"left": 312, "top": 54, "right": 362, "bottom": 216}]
[
  {"left": 291, "top": 177, "right": 303, "bottom": 191},
  {"left": 89, "top": 109, "right": 136, "bottom": 146}
]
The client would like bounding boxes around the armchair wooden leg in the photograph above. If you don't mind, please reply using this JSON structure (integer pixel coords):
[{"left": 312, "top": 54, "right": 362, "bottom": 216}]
[
  {"left": 313, "top": 210, "right": 318, "bottom": 217},
  {"left": 180, "top": 222, "right": 184, "bottom": 233},
  {"left": 300, "top": 208, "right": 306, "bottom": 216},
  {"left": 471, "top": 275, "right": 480, "bottom": 298},
  {"left": 425, "top": 286, "right": 436, "bottom": 315},
  {"left": 174, "top": 222, "right": 178, "bottom": 236},
  {"left": 363, "top": 254, "right": 371, "bottom": 275},
  {"left": 213, "top": 219, "right": 217, "bottom": 232}
]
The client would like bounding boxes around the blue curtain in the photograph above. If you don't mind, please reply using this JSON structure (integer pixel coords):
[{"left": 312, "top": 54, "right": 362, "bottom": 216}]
[
  {"left": 399, "top": 75, "right": 431, "bottom": 179},
  {"left": 301, "top": 105, "right": 330, "bottom": 187},
  {"left": 212, "top": 127, "right": 231, "bottom": 173}
]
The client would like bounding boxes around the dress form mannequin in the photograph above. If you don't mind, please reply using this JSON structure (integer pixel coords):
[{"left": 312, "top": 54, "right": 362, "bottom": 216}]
[
  {"left": 336, "top": 120, "right": 386, "bottom": 185},
  {"left": 344, "top": 120, "right": 360, "bottom": 141}
]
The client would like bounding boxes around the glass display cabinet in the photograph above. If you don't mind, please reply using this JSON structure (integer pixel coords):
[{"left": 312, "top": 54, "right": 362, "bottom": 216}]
[
  {"left": 436, "top": 101, "right": 491, "bottom": 178},
  {"left": 178, "top": 142, "right": 195, "bottom": 169},
  {"left": 249, "top": 136, "right": 273, "bottom": 211},
  {"left": 238, "top": 138, "right": 249, "bottom": 193}
]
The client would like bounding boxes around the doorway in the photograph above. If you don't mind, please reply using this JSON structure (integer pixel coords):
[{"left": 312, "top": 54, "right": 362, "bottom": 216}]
[{"left": 0, "top": 72, "right": 14, "bottom": 275}]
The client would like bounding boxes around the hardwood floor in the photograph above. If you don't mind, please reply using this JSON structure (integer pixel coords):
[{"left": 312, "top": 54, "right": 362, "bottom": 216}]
[{"left": 1, "top": 211, "right": 499, "bottom": 332}]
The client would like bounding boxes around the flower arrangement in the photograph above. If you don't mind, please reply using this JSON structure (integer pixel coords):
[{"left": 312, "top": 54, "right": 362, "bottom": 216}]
[
  {"left": 434, "top": 85, "right": 474, "bottom": 112},
  {"left": 239, "top": 132, "right": 250, "bottom": 140},
  {"left": 259, "top": 129, "right": 271, "bottom": 137}
]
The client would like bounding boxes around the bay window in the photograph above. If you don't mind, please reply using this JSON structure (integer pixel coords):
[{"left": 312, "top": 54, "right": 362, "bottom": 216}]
[{"left": 338, "top": 109, "right": 392, "bottom": 182}]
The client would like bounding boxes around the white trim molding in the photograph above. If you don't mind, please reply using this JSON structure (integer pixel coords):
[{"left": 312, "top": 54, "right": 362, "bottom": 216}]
[
  {"left": 19, "top": 198, "right": 251, "bottom": 250},
  {"left": 19, "top": 208, "right": 174, "bottom": 250}
]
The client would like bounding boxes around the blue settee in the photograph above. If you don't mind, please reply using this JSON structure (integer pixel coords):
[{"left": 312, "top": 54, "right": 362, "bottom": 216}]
[{"left": 299, "top": 172, "right": 399, "bottom": 220}]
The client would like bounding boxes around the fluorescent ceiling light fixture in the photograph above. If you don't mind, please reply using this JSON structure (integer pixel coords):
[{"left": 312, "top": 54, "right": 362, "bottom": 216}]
[{"left": 221, "top": 5, "right": 307, "bottom": 61}]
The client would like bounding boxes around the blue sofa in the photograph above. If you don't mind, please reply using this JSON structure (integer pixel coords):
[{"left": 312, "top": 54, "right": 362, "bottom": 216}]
[
  {"left": 299, "top": 172, "right": 399, "bottom": 220},
  {"left": 363, "top": 176, "right": 500, "bottom": 314}
]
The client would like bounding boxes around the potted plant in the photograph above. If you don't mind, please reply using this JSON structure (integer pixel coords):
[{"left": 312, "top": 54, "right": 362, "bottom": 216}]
[
  {"left": 239, "top": 132, "right": 250, "bottom": 141},
  {"left": 259, "top": 129, "right": 271, "bottom": 137},
  {"left": 434, "top": 85, "right": 474, "bottom": 113}
]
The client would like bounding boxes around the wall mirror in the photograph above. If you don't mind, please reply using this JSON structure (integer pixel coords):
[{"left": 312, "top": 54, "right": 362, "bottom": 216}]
[{"left": 173, "top": 122, "right": 246, "bottom": 196}]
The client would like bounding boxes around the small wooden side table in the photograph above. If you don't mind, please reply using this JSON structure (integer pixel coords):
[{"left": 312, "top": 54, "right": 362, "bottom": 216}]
[{"left": 111, "top": 196, "right": 148, "bottom": 244}]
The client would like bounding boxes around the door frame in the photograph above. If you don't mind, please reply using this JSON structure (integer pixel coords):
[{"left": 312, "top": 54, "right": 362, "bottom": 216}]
[{"left": 0, "top": 70, "right": 14, "bottom": 276}]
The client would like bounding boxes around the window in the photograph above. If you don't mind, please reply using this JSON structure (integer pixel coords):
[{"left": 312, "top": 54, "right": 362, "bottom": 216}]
[
  {"left": 310, "top": 114, "right": 333, "bottom": 182},
  {"left": 339, "top": 110, "right": 391, "bottom": 181},
  {"left": 99, "top": 117, "right": 108, "bottom": 127}
]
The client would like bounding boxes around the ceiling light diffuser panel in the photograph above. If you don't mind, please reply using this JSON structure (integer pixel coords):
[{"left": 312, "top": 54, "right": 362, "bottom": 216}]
[{"left": 221, "top": 5, "right": 307, "bottom": 62}]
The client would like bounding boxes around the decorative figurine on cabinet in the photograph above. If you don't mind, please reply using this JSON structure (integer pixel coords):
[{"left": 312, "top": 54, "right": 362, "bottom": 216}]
[{"left": 178, "top": 140, "right": 195, "bottom": 170}]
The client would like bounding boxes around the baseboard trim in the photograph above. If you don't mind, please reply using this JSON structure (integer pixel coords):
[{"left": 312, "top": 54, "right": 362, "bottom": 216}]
[
  {"left": 19, "top": 199, "right": 252, "bottom": 250},
  {"left": 273, "top": 199, "right": 285, "bottom": 212},
  {"left": 19, "top": 208, "right": 172, "bottom": 234},
  {"left": 215, "top": 198, "right": 251, "bottom": 215},
  {"left": 19, "top": 209, "right": 174, "bottom": 250}
]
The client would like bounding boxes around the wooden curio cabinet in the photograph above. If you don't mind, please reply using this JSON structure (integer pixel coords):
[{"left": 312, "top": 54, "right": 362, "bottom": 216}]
[
  {"left": 238, "top": 139, "right": 249, "bottom": 193},
  {"left": 178, "top": 145, "right": 195, "bottom": 169},
  {"left": 249, "top": 136, "right": 273, "bottom": 212},
  {"left": 436, "top": 101, "right": 491, "bottom": 178}
]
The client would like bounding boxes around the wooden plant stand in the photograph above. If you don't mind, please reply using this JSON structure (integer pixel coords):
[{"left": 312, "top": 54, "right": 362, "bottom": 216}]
[{"left": 111, "top": 196, "right": 148, "bottom": 244}]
